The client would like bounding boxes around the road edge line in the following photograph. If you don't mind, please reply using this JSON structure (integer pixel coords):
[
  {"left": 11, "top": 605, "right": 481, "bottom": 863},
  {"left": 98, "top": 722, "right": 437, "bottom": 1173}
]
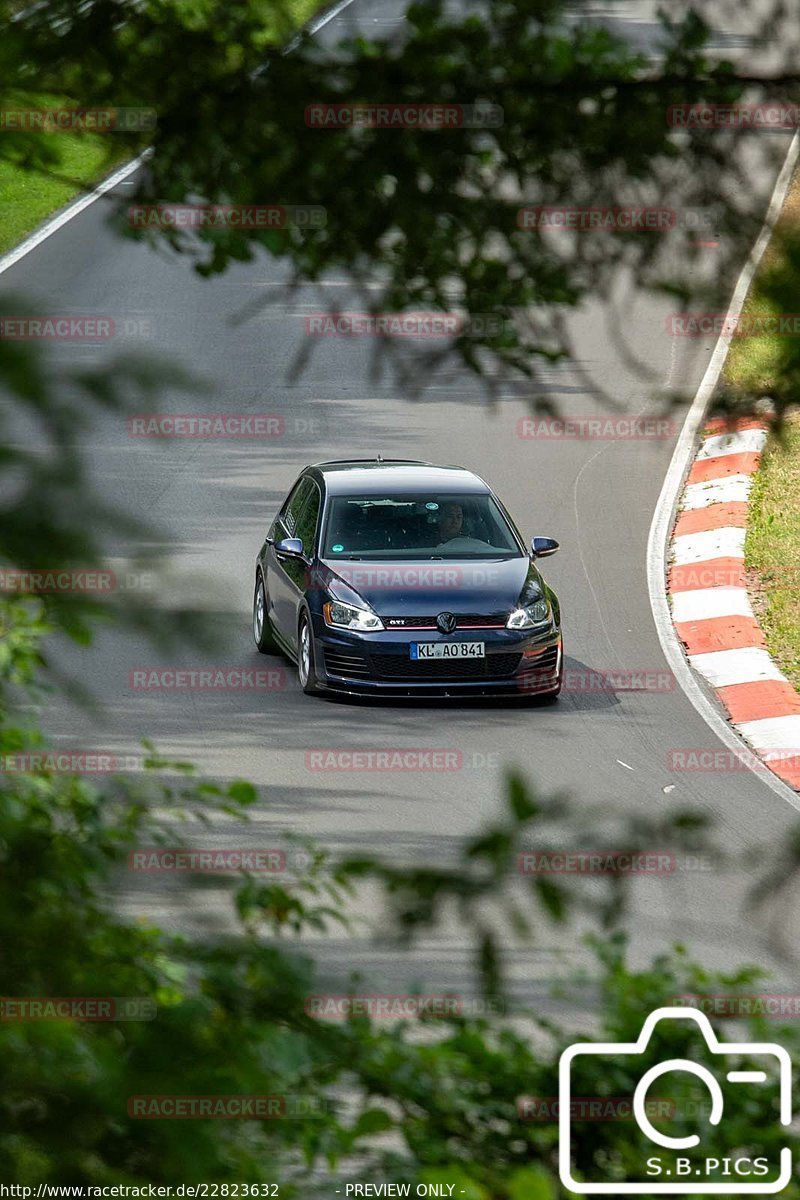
[
  {"left": 646, "top": 131, "right": 800, "bottom": 812},
  {"left": 0, "top": 151, "right": 152, "bottom": 279}
]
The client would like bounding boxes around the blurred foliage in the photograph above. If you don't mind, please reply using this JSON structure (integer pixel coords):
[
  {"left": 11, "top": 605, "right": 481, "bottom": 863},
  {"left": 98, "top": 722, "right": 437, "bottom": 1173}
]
[
  {"left": 0, "top": 90, "right": 131, "bottom": 255},
  {"left": 3, "top": 0, "right": 797, "bottom": 409},
  {"left": 1, "top": 0, "right": 800, "bottom": 1192},
  {"left": 718, "top": 176, "right": 800, "bottom": 425},
  {"left": 1, "top": 597, "right": 800, "bottom": 1192},
  {"left": 0, "top": 292, "right": 223, "bottom": 676}
]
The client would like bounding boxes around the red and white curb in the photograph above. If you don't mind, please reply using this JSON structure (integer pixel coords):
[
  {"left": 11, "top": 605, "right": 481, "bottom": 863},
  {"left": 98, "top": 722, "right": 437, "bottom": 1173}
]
[{"left": 667, "top": 417, "right": 800, "bottom": 790}]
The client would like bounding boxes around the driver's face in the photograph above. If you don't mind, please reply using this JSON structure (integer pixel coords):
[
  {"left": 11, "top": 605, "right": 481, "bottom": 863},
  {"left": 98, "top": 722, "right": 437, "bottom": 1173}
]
[{"left": 439, "top": 502, "right": 463, "bottom": 540}]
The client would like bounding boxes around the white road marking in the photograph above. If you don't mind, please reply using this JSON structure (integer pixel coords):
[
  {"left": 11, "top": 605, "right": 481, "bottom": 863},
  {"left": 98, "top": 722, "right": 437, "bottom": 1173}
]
[
  {"left": 671, "top": 527, "right": 745, "bottom": 565},
  {"left": 0, "top": 152, "right": 151, "bottom": 278},
  {"left": 671, "top": 587, "right": 753, "bottom": 623},
  {"left": 681, "top": 475, "right": 753, "bottom": 509},
  {"left": 284, "top": 0, "right": 364, "bottom": 52},
  {"left": 736, "top": 714, "right": 800, "bottom": 752},
  {"left": 688, "top": 646, "right": 785, "bottom": 689},
  {"left": 697, "top": 428, "right": 768, "bottom": 460}
]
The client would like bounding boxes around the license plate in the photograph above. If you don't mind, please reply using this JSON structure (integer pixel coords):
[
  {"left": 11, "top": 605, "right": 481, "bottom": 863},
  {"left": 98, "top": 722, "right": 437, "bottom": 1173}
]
[{"left": 410, "top": 642, "right": 485, "bottom": 660}]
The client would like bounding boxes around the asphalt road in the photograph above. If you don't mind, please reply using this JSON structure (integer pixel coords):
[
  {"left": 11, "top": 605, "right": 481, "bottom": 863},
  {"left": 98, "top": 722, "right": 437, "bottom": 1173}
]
[{"left": 4, "top": 0, "right": 800, "bottom": 1008}]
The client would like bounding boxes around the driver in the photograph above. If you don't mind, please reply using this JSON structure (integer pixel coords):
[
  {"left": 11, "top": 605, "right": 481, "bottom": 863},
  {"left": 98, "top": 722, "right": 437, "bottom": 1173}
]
[{"left": 436, "top": 501, "right": 464, "bottom": 543}]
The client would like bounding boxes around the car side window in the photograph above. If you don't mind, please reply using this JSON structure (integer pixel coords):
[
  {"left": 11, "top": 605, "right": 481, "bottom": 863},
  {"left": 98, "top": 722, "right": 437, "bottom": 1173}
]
[
  {"left": 294, "top": 480, "right": 321, "bottom": 555},
  {"left": 281, "top": 478, "right": 314, "bottom": 538}
]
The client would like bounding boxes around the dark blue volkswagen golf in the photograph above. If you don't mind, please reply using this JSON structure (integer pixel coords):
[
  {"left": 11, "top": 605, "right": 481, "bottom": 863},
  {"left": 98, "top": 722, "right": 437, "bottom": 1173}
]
[{"left": 253, "top": 460, "right": 563, "bottom": 699}]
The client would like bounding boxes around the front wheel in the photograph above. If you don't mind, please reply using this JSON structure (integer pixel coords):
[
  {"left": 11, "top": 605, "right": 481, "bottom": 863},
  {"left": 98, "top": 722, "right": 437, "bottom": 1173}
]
[
  {"left": 297, "top": 611, "right": 321, "bottom": 695},
  {"left": 253, "top": 574, "right": 277, "bottom": 653}
]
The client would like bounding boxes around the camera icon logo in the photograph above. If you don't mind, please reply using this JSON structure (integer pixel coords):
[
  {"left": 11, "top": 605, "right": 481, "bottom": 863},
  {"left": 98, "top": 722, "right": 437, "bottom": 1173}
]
[{"left": 558, "top": 1006, "right": 792, "bottom": 1194}]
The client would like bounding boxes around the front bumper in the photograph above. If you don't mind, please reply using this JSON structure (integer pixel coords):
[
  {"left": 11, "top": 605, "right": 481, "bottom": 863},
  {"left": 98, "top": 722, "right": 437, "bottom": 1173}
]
[{"left": 311, "top": 619, "right": 563, "bottom": 697}]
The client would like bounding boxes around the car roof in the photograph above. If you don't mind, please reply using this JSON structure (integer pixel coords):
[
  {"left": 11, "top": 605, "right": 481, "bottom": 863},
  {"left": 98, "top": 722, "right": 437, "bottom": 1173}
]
[{"left": 310, "top": 460, "right": 490, "bottom": 496}]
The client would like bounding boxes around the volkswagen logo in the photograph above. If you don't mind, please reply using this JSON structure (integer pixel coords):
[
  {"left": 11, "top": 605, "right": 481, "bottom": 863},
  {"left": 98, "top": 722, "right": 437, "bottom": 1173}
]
[{"left": 436, "top": 611, "right": 457, "bottom": 634}]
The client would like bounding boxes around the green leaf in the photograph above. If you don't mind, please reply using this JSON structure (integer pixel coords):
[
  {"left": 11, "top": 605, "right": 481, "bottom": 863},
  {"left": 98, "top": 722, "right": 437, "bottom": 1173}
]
[
  {"left": 506, "top": 1166, "right": 555, "bottom": 1200},
  {"left": 228, "top": 780, "right": 258, "bottom": 806},
  {"left": 352, "top": 1109, "right": 393, "bottom": 1137}
]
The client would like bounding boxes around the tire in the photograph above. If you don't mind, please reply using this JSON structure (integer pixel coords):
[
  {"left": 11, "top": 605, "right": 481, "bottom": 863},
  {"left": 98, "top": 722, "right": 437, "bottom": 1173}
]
[
  {"left": 253, "top": 573, "right": 277, "bottom": 653},
  {"left": 297, "top": 611, "right": 321, "bottom": 695}
]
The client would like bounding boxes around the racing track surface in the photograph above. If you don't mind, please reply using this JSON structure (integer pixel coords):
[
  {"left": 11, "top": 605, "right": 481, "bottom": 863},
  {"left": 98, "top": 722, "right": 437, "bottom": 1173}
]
[{"left": 5, "top": 0, "right": 800, "bottom": 1009}]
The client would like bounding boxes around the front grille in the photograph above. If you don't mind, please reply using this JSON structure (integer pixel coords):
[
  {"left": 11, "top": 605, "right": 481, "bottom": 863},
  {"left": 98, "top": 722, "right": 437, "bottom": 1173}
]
[
  {"left": 371, "top": 652, "right": 522, "bottom": 680},
  {"left": 383, "top": 614, "right": 507, "bottom": 630},
  {"left": 323, "top": 648, "right": 371, "bottom": 678}
]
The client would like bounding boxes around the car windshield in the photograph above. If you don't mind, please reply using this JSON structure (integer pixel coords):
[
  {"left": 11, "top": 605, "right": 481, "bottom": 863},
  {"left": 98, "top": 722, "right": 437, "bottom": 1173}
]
[{"left": 321, "top": 493, "right": 522, "bottom": 560}]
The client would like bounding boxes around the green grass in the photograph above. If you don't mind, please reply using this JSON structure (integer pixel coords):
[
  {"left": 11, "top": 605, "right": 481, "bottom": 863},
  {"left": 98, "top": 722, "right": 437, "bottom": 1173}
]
[
  {"left": 724, "top": 170, "right": 800, "bottom": 394},
  {"left": 0, "top": 126, "right": 129, "bottom": 255},
  {"left": 724, "top": 168, "right": 800, "bottom": 690},
  {"left": 745, "top": 415, "right": 800, "bottom": 689},
  {"left": 0, "top": 0, "right": 325, "bottom": 255},
  {"left": 287, "top": 0, "right": 328, "bottom": 25}
]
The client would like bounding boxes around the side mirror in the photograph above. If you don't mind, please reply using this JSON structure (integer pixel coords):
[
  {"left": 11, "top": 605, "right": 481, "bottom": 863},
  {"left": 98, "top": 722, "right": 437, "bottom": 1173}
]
[
  {"left": 275, "top": 537, "right": 305, "bottom": 560},
  {"left": 531, "top": 536, "right": 559, "bottom": 559}
]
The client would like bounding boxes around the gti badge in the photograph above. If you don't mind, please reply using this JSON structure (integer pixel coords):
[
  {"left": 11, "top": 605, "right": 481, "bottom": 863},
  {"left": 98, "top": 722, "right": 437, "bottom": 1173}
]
[{"left": 436, "top": 612, "right": 457, "bottom": 634}]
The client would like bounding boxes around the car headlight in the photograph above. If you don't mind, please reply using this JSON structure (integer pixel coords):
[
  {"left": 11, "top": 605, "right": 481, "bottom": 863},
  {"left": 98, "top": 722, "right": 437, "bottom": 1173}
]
[
  {"left": 323, "top": 599, "right": 385, "bottom": 632},
  {"left": 506, "top": 598, "right": 550, "bottom": 630}
]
